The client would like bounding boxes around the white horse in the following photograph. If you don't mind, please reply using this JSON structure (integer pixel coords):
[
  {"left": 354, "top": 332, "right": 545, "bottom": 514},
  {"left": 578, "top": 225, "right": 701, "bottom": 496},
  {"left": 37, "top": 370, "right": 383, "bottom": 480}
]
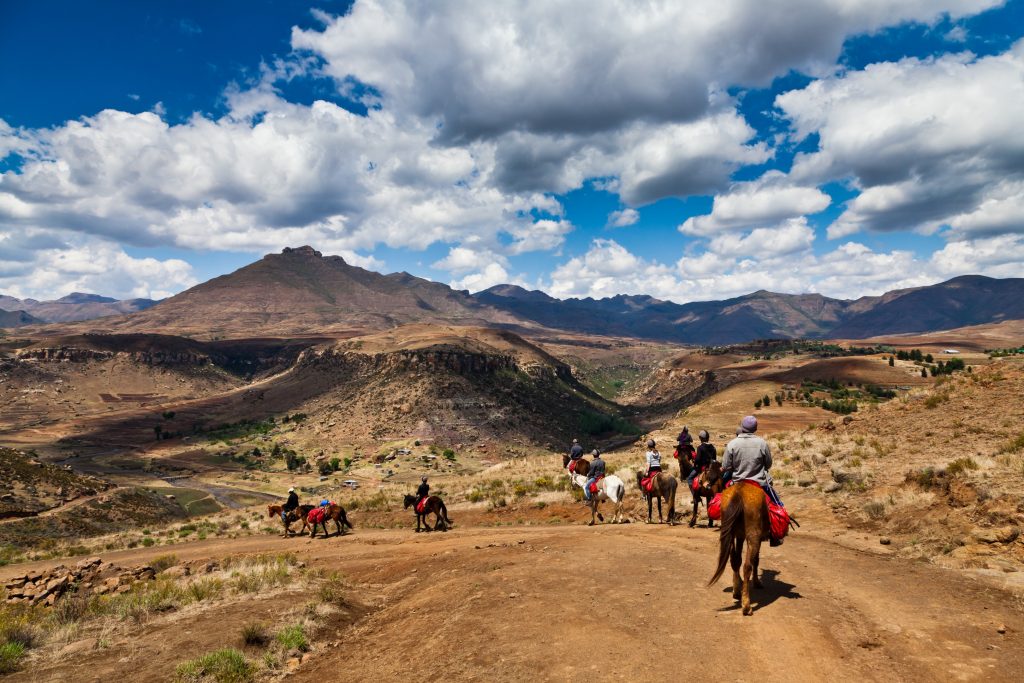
[{"left": 569, "top": 471, "right": 626, "bottom": 525}]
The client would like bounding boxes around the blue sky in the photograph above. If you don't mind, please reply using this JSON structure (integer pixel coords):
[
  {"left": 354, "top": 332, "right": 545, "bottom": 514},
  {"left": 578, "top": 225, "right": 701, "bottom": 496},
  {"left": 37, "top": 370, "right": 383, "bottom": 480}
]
[{"left": 1, "top": 0, "right": 1023, "bottom": 302}]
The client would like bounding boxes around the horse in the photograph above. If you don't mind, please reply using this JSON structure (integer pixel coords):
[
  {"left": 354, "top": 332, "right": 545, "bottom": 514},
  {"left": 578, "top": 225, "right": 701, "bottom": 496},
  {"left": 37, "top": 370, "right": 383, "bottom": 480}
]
[
  {"left": 708, "top": 481, "right": 768, "bottom": 616},
  {"left": 307, "top": 503, "right": 353, "bottom": 538},
  {"left": 688, "top": 461, "right": 725, "bottom": 528},
  {"left": 675, "top": 444, "right": 695, "bottom": 481},
  {"left": 635, "top": 469, "right": 678, "bottom": 525},
  {"left": 266, "top": 505, "right": 309, "bottom": 536},
  {"left": 562, "top": 453, "right": 590, "bottom": 476},
  {"left": 403, "top": 494, "right": 453, "bottom": 532},
  {"left": 569, "top": 472, "right": 626, "bottom": 525}
]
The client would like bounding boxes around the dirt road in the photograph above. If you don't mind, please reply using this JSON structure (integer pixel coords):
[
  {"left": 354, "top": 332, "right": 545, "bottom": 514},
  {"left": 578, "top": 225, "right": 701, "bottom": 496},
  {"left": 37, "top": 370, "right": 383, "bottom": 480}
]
[{"left": 4, "top": 523, "right": 1021, "bottom": 682}]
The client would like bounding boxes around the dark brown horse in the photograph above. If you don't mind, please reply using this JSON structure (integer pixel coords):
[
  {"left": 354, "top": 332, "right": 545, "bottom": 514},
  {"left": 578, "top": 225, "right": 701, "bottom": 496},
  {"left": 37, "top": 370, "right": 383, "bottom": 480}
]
[
  {"left": 562, "top": 454, "right": 590, "bottom": 476},
  {"left": 307, "top": 504, "right": 353, "bottom": 538},
  {"left": 688, "top": 461, "right": 724, "bottom": 528},
  {"left": 635, "top": 470, "right": 678, "bottom": 525},
  {"left": 708, "top": 481, "right": 767, "bottom": 615},
  {"left": 403, "top": 494, "right": 453, "bottom": 532},
  {"left": 267, "top": 504, "right": 315, "bottom": 537},
  {"left": 675, "top": 444, "right": 695, "bottom": 481}
]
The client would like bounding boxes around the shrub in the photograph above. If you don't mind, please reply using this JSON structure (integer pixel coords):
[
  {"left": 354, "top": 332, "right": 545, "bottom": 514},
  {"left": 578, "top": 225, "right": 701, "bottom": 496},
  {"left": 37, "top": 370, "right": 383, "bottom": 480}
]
[
  {"left": 152, "top": 554, "right": 178, "bottom": 573},
  {"left": 863, "top": 500, "right": 886, "bottom": 520},
  {"left": 442, "top": 449, "right": 456, "bottom": 460},
  {"left": 175, "top": 648, "right": 254, "bottom": 683},
  {"left": 240, "top": 622, "right": 268, "bottom": 647},
  {"left": 329, "top": 457, "right": 341, "bottom": 471},
  {"left": 0, "top": 642, "right": 26, "bottom": 674},
  {"left": 52, "top": 595, "right": 88, "bottom": 624},
  {"left": 999, "top": 432, "right": 1024, "bottom": 454},
  {"left": 946, "top": 457, "right": 979, "bottom": 476},
  {"left": 276, "top": 624, "right": 309, "bottom": 653},
  {"left": 923, "top": 392, "right": 949, "bottom": 409},
  {"left": 533, "top": 476, "right": 555, "bottom": 490},
  {"left": 318, "top": 573, "right": 347, "bottom": 607}
]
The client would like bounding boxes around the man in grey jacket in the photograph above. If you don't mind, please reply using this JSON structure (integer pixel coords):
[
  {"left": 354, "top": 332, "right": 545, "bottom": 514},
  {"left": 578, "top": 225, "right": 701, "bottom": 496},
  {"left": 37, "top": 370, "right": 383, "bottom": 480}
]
[{"left": 722, "top": 415, "right": 782, "bottom": 506}]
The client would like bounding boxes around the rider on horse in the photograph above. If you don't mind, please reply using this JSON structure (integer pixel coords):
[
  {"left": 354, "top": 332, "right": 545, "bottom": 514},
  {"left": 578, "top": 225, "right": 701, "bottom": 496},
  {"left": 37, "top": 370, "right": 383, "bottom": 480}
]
[
  {"left": 416, "top": 476, "right": 429, "bottom": 509},
  {"left": 584, "top": 449, "right": 605, "bottom": 500},
  {"left": 282, "top": 487, "right": 298, "bottom": 524},
  {"left": 722, "top": 415, "right": 782, "bottom": 507},
  {"left": 645, "top": 438, "right": 662, "bottom": 476},
  {"left": 687, "top": 429, "right": 716, "bottom": 490}
]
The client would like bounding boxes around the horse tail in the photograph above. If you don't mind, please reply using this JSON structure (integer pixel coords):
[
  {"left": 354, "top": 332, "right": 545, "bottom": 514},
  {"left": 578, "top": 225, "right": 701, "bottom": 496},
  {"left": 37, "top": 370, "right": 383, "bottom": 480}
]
[
  {"left": 341, "top": 507, "right": 353, "bottom": 529},
  {"left": 440, "top": 500, "right": 453, "bottom": 525},
  {"left": 709, "top": 492, "right": 744, "bottom": 586}
]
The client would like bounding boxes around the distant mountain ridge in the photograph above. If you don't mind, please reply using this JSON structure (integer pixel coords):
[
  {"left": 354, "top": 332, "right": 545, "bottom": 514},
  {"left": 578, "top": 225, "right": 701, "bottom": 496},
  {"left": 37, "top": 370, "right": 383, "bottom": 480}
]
[
  {"left": 474, "top": 275, "right": 1024, "bottom": 344},
  {"left": 10, "top": 246, "right": 1023, "bottom": 344},
  {"left": 0, "top": 292, "right": 158, "bottom": 324}
]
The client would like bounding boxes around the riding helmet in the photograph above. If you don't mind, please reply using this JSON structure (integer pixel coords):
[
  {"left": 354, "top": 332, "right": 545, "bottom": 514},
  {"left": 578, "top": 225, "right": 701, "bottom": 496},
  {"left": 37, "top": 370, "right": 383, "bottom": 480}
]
[
  {"left": 421, "top": 476, "right": 428, "bottom": 482},
  {"left": 591, "top": 449, "right": 600, "bottom": 456},
  {"left": 698, "top": 430, "right": 709, "bottom": 442},
  {"left": 647, "top": 438, "right": 656, "bottom": 448}
]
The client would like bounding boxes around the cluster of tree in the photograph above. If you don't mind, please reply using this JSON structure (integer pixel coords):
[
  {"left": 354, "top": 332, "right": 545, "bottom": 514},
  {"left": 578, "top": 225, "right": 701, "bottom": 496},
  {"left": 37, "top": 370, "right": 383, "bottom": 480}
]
[
  {"left": 988, "top": 347, "right": 1024, "bottom": 358},
  {"left": 930, "top": 357, "right": 966, "bottom": 376},
  {"left": 895, "top": 349, "right": 934, "bottom": 363}
]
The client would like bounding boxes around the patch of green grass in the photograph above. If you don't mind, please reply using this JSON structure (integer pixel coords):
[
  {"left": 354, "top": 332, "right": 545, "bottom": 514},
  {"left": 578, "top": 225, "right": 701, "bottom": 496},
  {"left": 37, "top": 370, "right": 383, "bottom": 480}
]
[
  {"left": 275, "top": 624, "right": 309, "bottom": 653},
  {"left": 175, "top": 648, "right": 254, "bottom": 683},
  {"left": 0, "top": 641, "right": 26, "bottom": 674}
]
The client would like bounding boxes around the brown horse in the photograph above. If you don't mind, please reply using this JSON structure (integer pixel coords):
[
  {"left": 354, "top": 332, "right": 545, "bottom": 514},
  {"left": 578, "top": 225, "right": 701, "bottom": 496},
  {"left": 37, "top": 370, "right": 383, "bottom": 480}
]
[
  {"left": 403, "top": 494, "right": 453, "bottom": 532},
  {"left": 562, "top": 454, "right": 590, "bottom": 476},
  {"left": 267, "top": 504, "right": 314, "bottom": 537},
  {"left": 307, "top": 504, "right": 353, "bottom": 538},
  {"left": 688, "top": 461, "right": 725, "bottom": 528},
  {"left": 635, "top": 470, "right": 678, "bottom": 525},
  {"left": 676, "top": 444, "right": 695, "bottom": 481},
  {"left": 708, "top": 481, "right": 768, "bottom": 615}
]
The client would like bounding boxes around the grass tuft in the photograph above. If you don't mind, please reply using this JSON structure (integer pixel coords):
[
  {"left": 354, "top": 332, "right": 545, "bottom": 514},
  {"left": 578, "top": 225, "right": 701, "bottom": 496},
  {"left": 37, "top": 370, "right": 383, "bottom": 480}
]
[
  {"left": 240, "top": 622, "right": 269, "bottom": 647},
  {"left": 0, "top": 642, "right": 26, "bottom": 674},
  {"left": 174, "top": 648, "right": 254, "bottom": 683},
  {"left": 275, "top": 624, "right": 309, "bottom": 653}
]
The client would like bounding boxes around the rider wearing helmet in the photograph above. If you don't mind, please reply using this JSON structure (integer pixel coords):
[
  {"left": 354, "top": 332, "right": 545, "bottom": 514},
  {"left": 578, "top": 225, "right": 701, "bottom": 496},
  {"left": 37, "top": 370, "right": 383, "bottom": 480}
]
[
  {"left": 568, "top": 438, "right": 584, "bottom": 461},
  {"left": 584, "top": 449, "right": 605, "bottom": 500},
  {"left": 688, "top": 429, "right": 716, "bottom": 490},
  {"left": 645, "top": 438, "right": 662, "bottom": 476}
]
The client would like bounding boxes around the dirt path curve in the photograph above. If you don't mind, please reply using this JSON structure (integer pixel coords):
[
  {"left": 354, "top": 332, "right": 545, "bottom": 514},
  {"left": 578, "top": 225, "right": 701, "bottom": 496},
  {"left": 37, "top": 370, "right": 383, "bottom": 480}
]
[{"left": 3, "top": 524, "right": 1021, "bottom": 682}]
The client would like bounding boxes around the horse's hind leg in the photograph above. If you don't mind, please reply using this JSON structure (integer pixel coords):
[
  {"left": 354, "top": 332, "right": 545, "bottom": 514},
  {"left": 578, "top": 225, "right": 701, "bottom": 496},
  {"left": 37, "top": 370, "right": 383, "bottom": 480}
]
[
  {"left": 741, "top": 539, "right": 757, "bottom": 615},
  {"left": 752, "top": 544, "right": 763, "bottom": 589},
  {"left": 656, "top": 496, "right": 663, "bottom": 524},
  {"left": 731, "top": 537, "right": 743, "bottom": 602}
]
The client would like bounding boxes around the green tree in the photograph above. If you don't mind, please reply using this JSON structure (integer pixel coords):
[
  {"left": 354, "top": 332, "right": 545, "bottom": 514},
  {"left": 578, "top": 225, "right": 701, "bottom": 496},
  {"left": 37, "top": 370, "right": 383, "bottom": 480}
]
[
  {"left": 754, "top": 399, "right": 763, "bottom": 409},
  {"left": 888, "top": 356, "right": 895, "bottom": 367}
]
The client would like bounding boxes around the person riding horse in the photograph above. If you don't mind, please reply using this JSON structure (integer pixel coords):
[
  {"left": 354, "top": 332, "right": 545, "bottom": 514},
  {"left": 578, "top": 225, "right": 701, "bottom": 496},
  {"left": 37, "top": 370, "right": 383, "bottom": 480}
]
[
  {"left": 584, "top": 449, "right": 605, "bottom": 500},
  {"left": 687, "top": 429, "right": 716, "bottom": 491},
  {"left": 722, "top": 415, "right": 784, "bottom": 543},
  {"left": 645, "top": 438, "right": 662, "bottom": 476},
  {"left": 416, "top": 476, "right": 429, "bottom": 509},
  {"left": 282, "top": 487, "right": 298, "bottom": 524}
]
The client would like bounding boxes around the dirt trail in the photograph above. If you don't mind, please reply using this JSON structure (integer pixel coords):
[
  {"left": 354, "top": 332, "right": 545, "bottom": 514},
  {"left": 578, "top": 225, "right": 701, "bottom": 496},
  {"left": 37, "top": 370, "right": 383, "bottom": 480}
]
[{"left": 4, "top": 522, "right": 1021, "bottom": 682}]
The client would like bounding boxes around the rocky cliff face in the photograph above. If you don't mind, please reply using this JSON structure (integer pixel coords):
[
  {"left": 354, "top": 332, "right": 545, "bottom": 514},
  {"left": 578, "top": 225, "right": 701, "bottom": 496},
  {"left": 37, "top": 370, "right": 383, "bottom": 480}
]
[
  {"left": 16, "top": 346, "right": 212, "bottom": 366},
  {"left": 295, "top": 345, "right": 573, "bottom": 382}
]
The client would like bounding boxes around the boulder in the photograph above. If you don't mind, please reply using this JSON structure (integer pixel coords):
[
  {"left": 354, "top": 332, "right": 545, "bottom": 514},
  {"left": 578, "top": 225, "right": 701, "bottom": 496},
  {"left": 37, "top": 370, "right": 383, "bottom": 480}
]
[
  {"left": 823, "top": 481, "right": 843, "bottom": 493},
  {"left": 831, "top": 467, "right": 863, "bottom": 484},
  {"left": 797, "top": 472, "right": 817, "bottom": 487},
  {"left": 162, "top": 565, "right": 191, "bottom": 578},
  {"left": 812, "top": 453, "right": 828, "bottom": 466}
]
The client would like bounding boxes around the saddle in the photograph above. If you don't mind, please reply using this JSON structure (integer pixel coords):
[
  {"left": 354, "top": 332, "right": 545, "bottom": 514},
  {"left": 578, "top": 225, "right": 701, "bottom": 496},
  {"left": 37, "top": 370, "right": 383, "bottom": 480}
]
[
  {"left": 724, "top": 481, "right": 791, "bottom": 541},
  {"left": 567, "top": 459, "right": 580, "bottom": 474},
  {"left": 588, "top": 475, "right": 604, "bottom": 494},
  {"left": 415, "top": 497, "right": 429, "bottom": 514},
  {"left": 690, "top": 476, "right": 701, "bottom": 492},
  {"left": 640, "top": 473, "right": 657, "bottom": 493}
]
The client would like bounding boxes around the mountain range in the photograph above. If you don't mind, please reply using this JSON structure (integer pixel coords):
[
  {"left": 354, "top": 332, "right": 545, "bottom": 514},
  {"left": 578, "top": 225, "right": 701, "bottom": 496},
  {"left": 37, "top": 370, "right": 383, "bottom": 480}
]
[
  {"left": 5, "top": 247, "right": 1023, "bottom": 344},
  {"left": 0, "top": 292, "right": 157, "bottom": 324}
]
